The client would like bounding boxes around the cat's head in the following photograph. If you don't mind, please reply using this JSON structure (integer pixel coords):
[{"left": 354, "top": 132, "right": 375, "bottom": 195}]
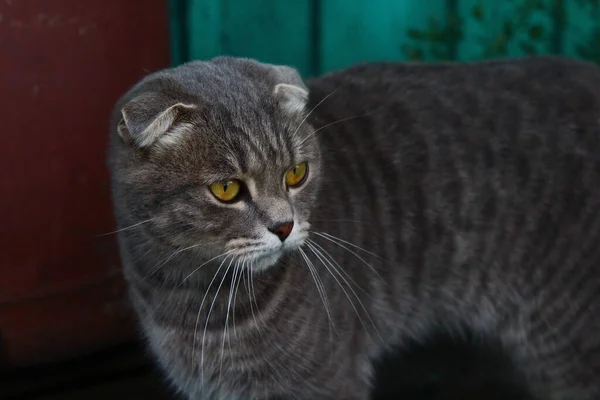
[{"left": 110, "top": 57, "right": 321, "bottom": 274}]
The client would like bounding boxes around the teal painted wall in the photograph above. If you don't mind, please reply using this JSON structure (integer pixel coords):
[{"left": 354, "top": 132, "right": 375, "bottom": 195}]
[{"left": 168, "top": 0, "right": 600, "bottom": 76}]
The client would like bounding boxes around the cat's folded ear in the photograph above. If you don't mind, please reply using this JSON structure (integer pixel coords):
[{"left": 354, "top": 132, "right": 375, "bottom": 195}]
[
  {"left": 271, "top": 65, "right": 309, "bottom": 116},
  {"left": 273, "top": 83, "right": 309, "bottom": 115},
  {"left": 117, "top": 92, "right": 196, "bottom": 148}
]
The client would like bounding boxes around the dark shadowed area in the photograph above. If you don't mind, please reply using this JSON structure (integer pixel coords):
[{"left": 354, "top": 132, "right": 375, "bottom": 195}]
[{"left": 2, "top": 332, "right": 535, "bottom": 400}]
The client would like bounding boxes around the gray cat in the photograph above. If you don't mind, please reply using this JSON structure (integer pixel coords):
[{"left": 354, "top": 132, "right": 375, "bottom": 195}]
[{"left": 108, "top": 55, "right": 600, "bottom": 400}]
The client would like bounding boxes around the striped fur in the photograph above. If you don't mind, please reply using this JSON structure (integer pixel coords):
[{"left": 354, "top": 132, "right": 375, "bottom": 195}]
[{"left": 108, "top": 56, "right": 600, "bottom": 399}]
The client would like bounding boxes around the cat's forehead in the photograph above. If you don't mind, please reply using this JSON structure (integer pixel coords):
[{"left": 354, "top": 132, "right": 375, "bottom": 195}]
[
  {"left": 215, "top": 114, "right": 306, "bottom": 175},
  {"left": 149, "top": 96, "right": 317, "bottom": 189},
  {"left": 138, "top": 58, "right": 317, "bottom": 180}
]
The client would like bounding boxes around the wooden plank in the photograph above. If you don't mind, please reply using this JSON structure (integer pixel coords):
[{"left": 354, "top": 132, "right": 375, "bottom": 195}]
[
  {"left": 186, "top": 0, "right": 222, "bottom": 62},
  {"left": 563, "top": 0, "right": 600, "bottom": 63},
  {"left": 319, "top": 0, "right": 447, "bottom": 72},
  {"left": 456, "top": 0, "right": 505, "bottom": 60},
  {"left": 219, "top": 0, "right": 314, "bottom": 77},
  {"left": 456, "top": 0, "right": 557, "bottom": 61},
  {"left": 168, "top": 0, "right": 189, "bottom": 65},
  {"left": 184, "top": 0, "right": 313, "bottom": 76},
  {"left": 506, "top": 0, "right": 554, "bottom": 57}
]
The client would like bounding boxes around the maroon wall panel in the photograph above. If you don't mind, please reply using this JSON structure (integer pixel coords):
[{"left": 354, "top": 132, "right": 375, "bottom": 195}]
[{"left": 0, "top": 0, "right": 169, "bottom": 367}]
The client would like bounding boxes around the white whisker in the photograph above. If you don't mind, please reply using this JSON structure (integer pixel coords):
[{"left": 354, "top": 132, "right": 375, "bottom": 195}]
[
  {"left": 305, "top": 242, "right": 374, "bottom": 341},
  {"left": 306, "top": 238, "right": 370, "bottom": 298},
  {"left": 246, "top": 263, "right": 267, "bottom": 344},
  {"left": 298, "top": 248, "right": 336, "bottom": 341},
  {"left": 220, "top": 260, "right": 240, "bottom": 382},
  {"left": 148, "top": 243, "right": 204, "bottom": 277},
  {"left": 204, "top": 258, "right": 233, "bottom": 387},
  {"left": 311, "top": 231, "right": 387, "bottom": 284},
  {"left": 317, "top": 231, "right": 383, "bottom": 259},
  {"left": 200, "top": 258, "right": 233, "bottom": 386},
  {"left": 232, "top": 261, "right": 245, "bottom": 342},
  {"left": 244, "top": 264, "right": 259, "bottom": 332},
  {"left": 96, "top": 218, "right": 153, "bottom": 236},
  {"left": 291, "top": 88, "right": 339, "bottom": 139},
  {"left": 249, "top": 266, "right": 259, "bottom": 321},
  {"left": 247, "top": 266, "right": 290, "bottom": 384},
  {"left": 181, "top": 250, "right": 235, "bottom": 284},
  {"left": 309, "top": 218, "right": 371, "bottom": 225},
  {"left": 246, "top": 263, "right": 306, "bottom": 392},
  {"left": 194, "top": 255, "right": 231, "bottom": 391},
  {"left": 306, "top": 241, "right": 383, "bottom": 343},
  {"left": 299, "top": 113, "right": 372, "bottom": 145}
]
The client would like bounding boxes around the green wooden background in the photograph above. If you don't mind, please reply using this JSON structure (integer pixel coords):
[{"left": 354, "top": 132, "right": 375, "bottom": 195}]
[{"left": 168, "top": 0, "right": 600, "bottom": 77}]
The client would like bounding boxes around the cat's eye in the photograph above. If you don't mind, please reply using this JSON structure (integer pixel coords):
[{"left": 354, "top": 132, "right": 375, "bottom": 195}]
[
  {"left": 209, "top": 179, "right": 242, "bottom": 202},
  {"left": 285, "top": 162, "right": 308, "bottom": 188}
]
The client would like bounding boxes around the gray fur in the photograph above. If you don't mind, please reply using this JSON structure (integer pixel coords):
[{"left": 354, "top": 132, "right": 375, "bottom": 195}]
[{"left": 108, "top": 55, "right": 600, "bottom": 399}]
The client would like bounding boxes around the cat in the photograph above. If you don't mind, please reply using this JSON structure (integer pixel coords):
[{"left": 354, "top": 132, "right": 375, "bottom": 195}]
[{"left": 108, "top": 55, "right": 600, "bottom": 400}]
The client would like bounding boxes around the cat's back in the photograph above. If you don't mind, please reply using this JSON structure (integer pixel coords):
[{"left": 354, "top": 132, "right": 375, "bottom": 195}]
[
  {"left": 305, "top": 55, "right": 600, "bottom": 317},
  {"left": 307, "top": 55, "right": 600, "bottom": 112},
  {"left": 306, "top": 56, "right": 600, "bottom": 149},
  {"left": 305, "top": 55, "right": 600, "bottom": 195}
]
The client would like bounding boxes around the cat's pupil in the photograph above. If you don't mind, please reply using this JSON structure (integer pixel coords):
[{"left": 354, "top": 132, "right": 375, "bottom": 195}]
[{"left": 223, "top": 181, "right": 230, "bottom": 191}]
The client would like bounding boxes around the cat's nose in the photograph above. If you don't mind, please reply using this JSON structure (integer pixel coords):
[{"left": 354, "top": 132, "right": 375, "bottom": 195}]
[{"left": 269, "top": 221, "right": 294, "bottom": 242}]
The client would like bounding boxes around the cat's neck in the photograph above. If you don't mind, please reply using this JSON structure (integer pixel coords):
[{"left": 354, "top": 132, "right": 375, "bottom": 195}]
[
  {"left": 127, "top": 251, "right": 297, "bottom": 330},
  {"left": 129, "top": 248, "right": 291, "bottom": 296}
]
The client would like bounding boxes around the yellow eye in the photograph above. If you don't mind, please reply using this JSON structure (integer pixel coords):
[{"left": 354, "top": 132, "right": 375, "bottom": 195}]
[
  {"left": 285, "top": 162, "right": 308, "bottom": 187},
  {"left": 209, "top": 180, "right": 242, "bottom": 202}
]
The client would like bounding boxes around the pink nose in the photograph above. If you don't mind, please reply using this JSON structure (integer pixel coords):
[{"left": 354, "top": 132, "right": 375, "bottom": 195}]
[{"left": 269, "top": 221, "right": 294, "bottom": 242}]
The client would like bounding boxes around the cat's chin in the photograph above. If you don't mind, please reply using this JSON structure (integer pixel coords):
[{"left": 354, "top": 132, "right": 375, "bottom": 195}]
[{"left": 246, "top": 251, "right": 284, "bottom": 273}]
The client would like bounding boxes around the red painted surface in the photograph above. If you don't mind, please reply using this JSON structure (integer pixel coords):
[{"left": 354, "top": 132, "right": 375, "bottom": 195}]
[{"left": 0, "top": 0, "right": 170, "bottom": 367}]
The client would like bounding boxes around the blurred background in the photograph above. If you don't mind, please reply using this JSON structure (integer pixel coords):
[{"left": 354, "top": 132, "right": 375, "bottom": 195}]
[
  {"left": 1, "top": 0, "right": 598, "bottom": 399},
  {"left": 169, "top": 0, "right": 600, "bottom": 76}
]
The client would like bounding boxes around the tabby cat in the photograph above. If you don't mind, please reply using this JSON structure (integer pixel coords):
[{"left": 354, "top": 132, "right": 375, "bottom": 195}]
[{"left": 108, "top": 55, "right": 600, "bottom": 399}]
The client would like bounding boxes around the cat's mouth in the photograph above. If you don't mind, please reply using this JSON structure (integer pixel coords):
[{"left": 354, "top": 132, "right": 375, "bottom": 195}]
[
  {"left": 233, "top": 239, "right": 306, "bottom": 272},
  {"left": 226, "top": 222, "right": 309, "bottom": 272}
]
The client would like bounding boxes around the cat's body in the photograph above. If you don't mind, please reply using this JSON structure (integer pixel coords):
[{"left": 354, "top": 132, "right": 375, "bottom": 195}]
[{"left": 108, "top": 56, "right": 600, "bottom": 400}]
